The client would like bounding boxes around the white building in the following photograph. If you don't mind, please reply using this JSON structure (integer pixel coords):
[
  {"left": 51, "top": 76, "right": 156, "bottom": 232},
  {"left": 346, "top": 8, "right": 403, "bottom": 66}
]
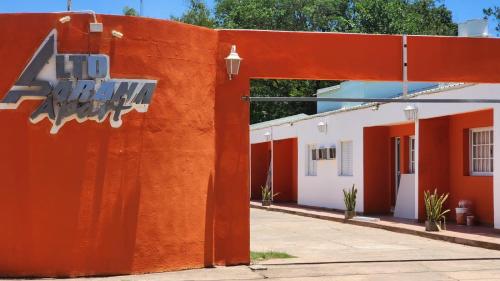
[{"left": 250, "top": 83, "right": 500, "bottom": 228}]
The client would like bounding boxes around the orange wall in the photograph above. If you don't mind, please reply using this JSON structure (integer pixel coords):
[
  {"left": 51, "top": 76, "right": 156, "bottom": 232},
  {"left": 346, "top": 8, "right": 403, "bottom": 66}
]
[
  {"left": 272, "top": 138, "right": 298, "bottom": 203},
  {"left": 408, "top": 36, "right": 500, "bottom": 83},
  {"left": 418, "top": 110, "right": 493, "bottom": 224},
  {"left": 0, "top": 14, "right": 219, "bottom": 277},
  {"left": 364, "top": 126, "right": 391, "bottom": 214},
  {"left": 418, "top": 117, "right": 451, "bottom": 221},
  {"left": 251, "top": 142, "right": 271, "bottom": 200},
  {"left": 448, "top": 110, "right": 493, "bottom": 225}
]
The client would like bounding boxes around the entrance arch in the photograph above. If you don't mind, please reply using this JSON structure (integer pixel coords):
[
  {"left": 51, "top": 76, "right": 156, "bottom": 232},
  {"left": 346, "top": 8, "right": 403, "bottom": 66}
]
[{"left": 0, "top": 13, "right": 499, "bottom": 277}]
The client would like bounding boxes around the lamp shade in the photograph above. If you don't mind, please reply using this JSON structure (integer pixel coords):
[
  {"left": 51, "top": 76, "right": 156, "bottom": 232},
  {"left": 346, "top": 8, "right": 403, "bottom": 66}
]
[
  {"left": 404, "top": 104, "right": 418, "bottom": 121},
  {"left": 225, "top": 45, "right": 242, "bottom": 79},
  {"left": 317, "top": 121, "right": 327, "bottom": 133},
  {"left": 264, "top": 131, "right": 271, "bottom": 141}
]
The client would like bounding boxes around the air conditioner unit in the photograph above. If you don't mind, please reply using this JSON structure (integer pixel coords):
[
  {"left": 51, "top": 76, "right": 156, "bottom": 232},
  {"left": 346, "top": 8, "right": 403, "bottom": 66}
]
[{"left": 328, "top": 147, "right": 336, "bottom": 159}]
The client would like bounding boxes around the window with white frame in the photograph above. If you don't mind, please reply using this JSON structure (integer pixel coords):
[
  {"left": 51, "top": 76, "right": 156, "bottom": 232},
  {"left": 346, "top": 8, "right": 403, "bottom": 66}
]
[
  {"left": 409, "top": 136, "right": 415, "bottom": 174},
  {"left": 470, "top": 127, "right": 493, "bottom": 176},
  {"left": 340, "top": 141, "right": 353, "bottom": 176},
  {"left": 306, "top": 144, "right": 317, "bottom": 176}
]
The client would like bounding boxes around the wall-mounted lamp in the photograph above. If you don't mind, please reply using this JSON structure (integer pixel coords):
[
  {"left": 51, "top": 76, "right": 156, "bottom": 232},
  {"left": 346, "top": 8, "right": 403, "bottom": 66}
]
[
  {"left": 317, "top": 121, "right": 327, "bottom": 133},
  {"left": 264, "top": 131, "right": 272, "bottom": 141},
  {"left": 404, "top": 104, "right": 418, "bottom": 121},
  {"left": 111, "top": 30, "right": 124, "bottom": 39},
  {"left": 59, "top": 16, "right": 71, "bottom": 23},
  {"left": 225, "top": 45, "right": 242, "bottom": 80}
]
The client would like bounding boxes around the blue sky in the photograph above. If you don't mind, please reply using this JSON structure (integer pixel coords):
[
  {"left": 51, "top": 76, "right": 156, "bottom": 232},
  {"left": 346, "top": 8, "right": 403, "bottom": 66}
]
[{"left": 0, "top": 0, "right": 498, "bottom": 36}]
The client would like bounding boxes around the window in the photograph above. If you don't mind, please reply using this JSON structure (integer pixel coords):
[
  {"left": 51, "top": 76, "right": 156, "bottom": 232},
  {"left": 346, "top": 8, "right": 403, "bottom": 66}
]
[
  {"left": 409, "top": 136, "right": 415, "bottom": 174},
  {"left": 307, "top": 145, "right": 317, "bottom": 176},
  {"left": 340, "top": 141, "right": 353, "bottom": 176},
  {"left": 470, "top": 128, "right": 493, "bottom": 176},
  {"left": 328, "top": 147, "right": 336, "bottom": 159}
]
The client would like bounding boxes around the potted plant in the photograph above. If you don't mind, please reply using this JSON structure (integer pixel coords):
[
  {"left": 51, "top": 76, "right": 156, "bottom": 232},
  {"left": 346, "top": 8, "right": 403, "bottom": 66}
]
[
  {"left": 424, "top": 189, "right": 450, "bottom": 232},
  {"left": 455, "top": 200, "right": 472, "bottom": 225},
  {"left": 343, "top": 185, "right": 357, "bottom": 219},
  {"left": 261, "top": 185, "right": 279, "bottom": 206}
]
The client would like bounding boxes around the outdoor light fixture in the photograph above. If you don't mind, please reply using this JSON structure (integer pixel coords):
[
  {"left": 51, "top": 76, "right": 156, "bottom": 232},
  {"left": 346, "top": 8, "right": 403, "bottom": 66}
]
[
  {"left": 317, "top": 121, "right": 327, "bottom": 133},
  {"left": 404, "top": 104, "right": 418, "bottom": 121},
  {"left": 225, "top": 45, "right": 242, "bottom": 80},
  {"left": 111, "top": 30, "right": 124, "bottom": 38},
  {"left": 56, "top": 10, "right": 102, "bottom": 32},
  {"left": 264, "top": 131, "right": 272, "bottom": 141},
  {"left": 59, "top": 16, "right": 71, "bottom": 23}
]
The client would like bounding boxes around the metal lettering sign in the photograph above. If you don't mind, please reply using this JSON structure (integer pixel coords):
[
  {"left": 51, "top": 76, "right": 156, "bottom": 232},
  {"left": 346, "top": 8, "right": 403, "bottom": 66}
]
[{"left": 0, "top": 29, "right": 157, "bottom": 134}]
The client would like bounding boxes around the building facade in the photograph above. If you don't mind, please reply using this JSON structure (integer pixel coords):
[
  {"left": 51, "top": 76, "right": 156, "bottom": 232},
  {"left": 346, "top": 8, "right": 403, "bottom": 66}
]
[{"left": 251, "top": 83, "right": 500, "bottom": 227}]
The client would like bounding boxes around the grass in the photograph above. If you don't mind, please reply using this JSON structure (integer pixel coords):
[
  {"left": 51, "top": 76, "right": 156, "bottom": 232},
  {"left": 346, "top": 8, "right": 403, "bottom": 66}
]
[{"left": 250, "top": 251, "right": 296, "bottom": 262}]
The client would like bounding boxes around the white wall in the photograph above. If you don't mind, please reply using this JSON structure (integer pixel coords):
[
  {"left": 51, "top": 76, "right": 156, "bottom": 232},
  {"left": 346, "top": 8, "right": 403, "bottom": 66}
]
[{"left": 251, "top": 84, "right": 500, "bottom": 226}]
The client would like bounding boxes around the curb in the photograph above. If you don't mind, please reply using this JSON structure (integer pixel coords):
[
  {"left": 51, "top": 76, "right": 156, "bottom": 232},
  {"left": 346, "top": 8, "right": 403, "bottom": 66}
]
[{"left": 251, "top": 204, "right": 500, "bottom": 251}]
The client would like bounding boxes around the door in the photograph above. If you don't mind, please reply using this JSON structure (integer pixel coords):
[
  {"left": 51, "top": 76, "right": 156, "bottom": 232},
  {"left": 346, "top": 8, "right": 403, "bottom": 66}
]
[{"left": 394, "top": 137, "right": 401, "bottom": 198}]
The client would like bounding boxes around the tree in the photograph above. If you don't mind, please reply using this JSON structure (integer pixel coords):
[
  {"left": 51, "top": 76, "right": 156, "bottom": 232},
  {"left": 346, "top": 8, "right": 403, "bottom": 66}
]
[
  {"left": 123, "top": 6, "right": 138, "bottom": 16},
  {"left": 175, "top": 0, "right": 458, "bottom": 124},
  {"left": 171, "top": 0, "right": 216, "bottom": 28},
  {"left": 484, "top": 6, "right": 499, "bottom": 36}
]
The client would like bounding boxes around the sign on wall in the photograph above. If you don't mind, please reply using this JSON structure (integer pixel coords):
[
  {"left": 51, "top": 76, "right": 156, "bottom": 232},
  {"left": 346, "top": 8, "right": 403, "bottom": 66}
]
[{"left": 0, "top": 29, "right": 157, "bottom": 134}]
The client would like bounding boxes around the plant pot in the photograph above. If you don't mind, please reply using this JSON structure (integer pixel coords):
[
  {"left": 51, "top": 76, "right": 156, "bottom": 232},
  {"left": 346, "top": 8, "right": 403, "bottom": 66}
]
[
  {"left": 262, "top": 200, "right": 271, "bottom": 207},
  {"left": 466, "top": 215, "right": 475, "bottom": 226},
  {"left": 344, "top": 210, "right": 356, "bottom": 220},
  {"left": 456, "top": 207, "right": 469, "bottom": 225},
  {"left": 425, "top": 220, "right": 441, "bottom": 232}
]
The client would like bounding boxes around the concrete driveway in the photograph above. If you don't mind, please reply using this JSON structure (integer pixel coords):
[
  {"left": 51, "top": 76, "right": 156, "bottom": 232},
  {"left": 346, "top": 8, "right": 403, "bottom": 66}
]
[
  {"left": 248, "top": 208, "right": 500, "bottom": 280},
  {"left": 251, "top": 208, "right": 500, "bottom": 264},
  {"left": 9, "top": 208, "right": 500, "bottom": 281}
]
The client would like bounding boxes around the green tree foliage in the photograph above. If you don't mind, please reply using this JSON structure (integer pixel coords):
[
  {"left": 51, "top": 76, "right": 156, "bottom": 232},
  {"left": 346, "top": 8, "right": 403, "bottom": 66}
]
[
  {"left": 171, "top": 0, "right": 216, "bottom": 28},
  {"left": 123, "top": 6, "right": 138, "bottom": 16},
  {"left": 484, "top": 6, "right": 499, "bottom": 36},
  {"left": 173, "top": 0, "right": 458, "bottom": 124}
]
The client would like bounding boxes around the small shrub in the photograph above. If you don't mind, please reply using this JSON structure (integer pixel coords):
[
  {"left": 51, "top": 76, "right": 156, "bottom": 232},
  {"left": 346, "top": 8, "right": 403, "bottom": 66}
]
[{"left": 343, "top": 184, "right": 357, "bottom": 211}]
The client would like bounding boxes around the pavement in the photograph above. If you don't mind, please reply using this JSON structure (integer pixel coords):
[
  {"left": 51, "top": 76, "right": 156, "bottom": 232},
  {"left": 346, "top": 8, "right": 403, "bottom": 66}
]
[
  {"left": 7, "top": 208, "right": 500, "bottom": 280},
  {"left": 250, "top": 201, "right": 500, "bottom": 251}
]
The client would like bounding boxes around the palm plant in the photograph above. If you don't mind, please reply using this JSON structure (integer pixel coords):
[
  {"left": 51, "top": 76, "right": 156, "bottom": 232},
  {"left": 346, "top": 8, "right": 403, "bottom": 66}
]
[
  {"left": 343, "top": 184, "right": 357, "bottom": 212},
  {"left": 343, "top": 185, "right": 357, "bottom": 219},
  {"left": 424, "top": 189, "right": 450, "bottom": 231},
  {"left": 261, "top": 185, "right": 279, "bottom": 206}
]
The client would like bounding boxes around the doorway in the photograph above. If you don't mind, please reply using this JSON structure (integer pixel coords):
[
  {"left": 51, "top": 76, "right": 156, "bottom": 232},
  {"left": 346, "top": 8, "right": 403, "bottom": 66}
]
[{"left": 394, "top": 137, "right": 401, "bottom": 211}]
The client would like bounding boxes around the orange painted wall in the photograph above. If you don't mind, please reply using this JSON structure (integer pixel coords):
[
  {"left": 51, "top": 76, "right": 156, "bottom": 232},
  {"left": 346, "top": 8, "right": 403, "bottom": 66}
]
[
  {"left": 272, "top": 138, "right": 298, "bottom": 203},
  {"left": 0, "top": 14, "right": 219, "bottom": 277},
  {"left": 448, "top": 110, "right": 493, "bottom": 225},
  {"left": 364, "top": 126, "right": 391, "bottom": 214},
  {"left": 251, "top": 142, "right": 271, "bottom": 200},
  {"left": 408, "top": 36, "right": 500, "bottom": 83},
  {"left": 418, "top": 110, "right": 493, "bottom": 224},
  {"left": 418, "top": 117, "right": 451, "bottom": 221}
]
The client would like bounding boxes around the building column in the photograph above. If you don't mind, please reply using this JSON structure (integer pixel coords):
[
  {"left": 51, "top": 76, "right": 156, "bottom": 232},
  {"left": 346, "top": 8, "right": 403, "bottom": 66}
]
[
  {"left": 494, "top": 108, "right": 500, "bottom": 229},
  {"left": 414, "top": 119, "right": 419, "bottom": 220}
]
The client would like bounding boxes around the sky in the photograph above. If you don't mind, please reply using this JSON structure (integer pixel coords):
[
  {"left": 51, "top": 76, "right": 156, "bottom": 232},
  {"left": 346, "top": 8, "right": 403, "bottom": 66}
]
[{"left": 0, "top": 0, "right": 498, "bottom": 36}]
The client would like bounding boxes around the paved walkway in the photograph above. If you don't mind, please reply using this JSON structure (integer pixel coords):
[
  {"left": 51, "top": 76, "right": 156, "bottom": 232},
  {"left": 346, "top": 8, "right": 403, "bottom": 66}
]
[
  {"left": 251, "top": 201, "right": 500, "bottom": 251},
  {"left": 7, "top": 208, "right": 500, "bottom": 280}
]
